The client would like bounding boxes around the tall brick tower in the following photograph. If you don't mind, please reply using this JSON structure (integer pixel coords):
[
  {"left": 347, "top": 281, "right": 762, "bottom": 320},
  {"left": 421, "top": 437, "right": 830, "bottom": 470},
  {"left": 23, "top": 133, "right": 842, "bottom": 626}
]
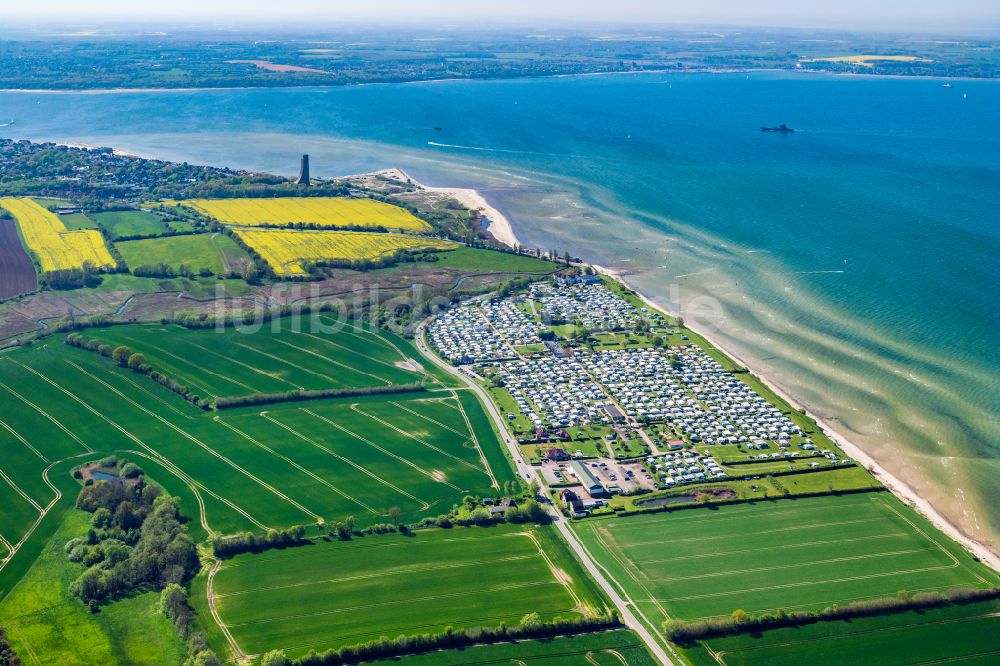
[{"left": 296, "top": 154, "right": 310, "bottom": 186}]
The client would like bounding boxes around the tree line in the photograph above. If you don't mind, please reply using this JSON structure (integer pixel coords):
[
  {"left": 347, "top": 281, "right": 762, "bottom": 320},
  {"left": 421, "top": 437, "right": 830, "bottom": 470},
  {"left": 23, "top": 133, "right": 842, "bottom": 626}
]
[
  {"left": 211, "top": 525, "right": 308, "bottom": 558},
  {"left": 663, "top": 586, "right": 1000, "bottom": 644},
  {"left": 160, "top": 582, "right": 221, "bottom": 665},
  {"left": 64, "top": 333, "right": 212, "bottom": 410},
  {"left": 269, "top": 612, "right": 621, "bottom": 666},
  {"left": 214, "top": 383, "right": 426, "bottom": 410}
]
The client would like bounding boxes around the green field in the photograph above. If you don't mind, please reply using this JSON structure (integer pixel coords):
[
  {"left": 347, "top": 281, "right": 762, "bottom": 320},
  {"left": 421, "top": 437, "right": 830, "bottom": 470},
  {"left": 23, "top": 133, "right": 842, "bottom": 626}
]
[
  {"left": 59, "top": 212, "right": 99, "bottom": 230},
  {"left": 90, "top": 209, "right": 173, "bottom": 238},
  {"left": 116, "top": 233, "right": 248, "bottom": 274},
  {"left": 0, "top": 328, "right": 512, "bottom": 542},
  {"left": 0, "top": 511, "right": 186, "bottom": 666},
  {"left": 212, "top": 524, "right": 605, "bottom": 657},
  {"left": 432, "top": 246, "right": 558, "bottom": 273},
  {"left": 686, "top": 598, "right": 1000, "bottom": 666},
  {"left": 573, "top": 494, "right": 999, "bottom": 635},
  {"left": 90, "top": 319, "right": 430, "bottom": 398},
  {"left": 367, "top": 629, "right": 657, "bottom": 665}
]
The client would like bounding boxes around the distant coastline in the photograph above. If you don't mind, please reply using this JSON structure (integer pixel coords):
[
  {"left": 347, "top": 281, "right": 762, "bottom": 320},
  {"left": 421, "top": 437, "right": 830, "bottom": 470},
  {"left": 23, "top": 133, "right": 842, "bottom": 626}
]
[{"left": 1, "top": 67, "right": 996, "bottom": 96}]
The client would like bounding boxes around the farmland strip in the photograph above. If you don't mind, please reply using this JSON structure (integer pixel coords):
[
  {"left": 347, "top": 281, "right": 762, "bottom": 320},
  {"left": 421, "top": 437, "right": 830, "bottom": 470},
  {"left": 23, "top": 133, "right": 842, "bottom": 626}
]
[
  {"left": 67, "top": 360, "right": 321, "bottom": 523},
  {"left": 260, "top": 412, "right": 417, "bottom": 513},
  {"left": 300, "top": 407, "right": 461, "bottom": 491}
]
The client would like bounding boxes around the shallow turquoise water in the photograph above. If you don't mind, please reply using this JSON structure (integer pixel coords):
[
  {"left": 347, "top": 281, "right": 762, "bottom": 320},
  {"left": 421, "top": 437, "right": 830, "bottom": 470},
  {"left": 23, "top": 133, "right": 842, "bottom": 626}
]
[{"left": 2, "top": 71, "right": 998, "bottom": 547}]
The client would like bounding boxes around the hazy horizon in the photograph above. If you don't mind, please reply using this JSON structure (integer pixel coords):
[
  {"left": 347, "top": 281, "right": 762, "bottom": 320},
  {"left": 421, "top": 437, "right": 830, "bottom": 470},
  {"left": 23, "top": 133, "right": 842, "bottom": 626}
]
[{"left": 4, "top": 0, "right": 1000, "bottom": 37}]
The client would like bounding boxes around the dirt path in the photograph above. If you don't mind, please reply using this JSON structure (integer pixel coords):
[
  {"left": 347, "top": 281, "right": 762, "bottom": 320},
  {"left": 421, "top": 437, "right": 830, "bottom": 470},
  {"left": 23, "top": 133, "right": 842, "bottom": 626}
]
[{"left": 206, "top": 558, "right": 246, "bottom": 661}]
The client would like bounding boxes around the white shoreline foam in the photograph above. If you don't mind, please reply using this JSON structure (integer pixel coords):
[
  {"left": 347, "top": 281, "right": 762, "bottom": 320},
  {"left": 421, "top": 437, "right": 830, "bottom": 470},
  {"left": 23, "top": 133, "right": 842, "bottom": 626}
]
[
  {"left": 395, "top": 167, "right": 999, "bottom": 572},
  {"left": 595, "top": 263, "right": 1000, "bottom": 572}
]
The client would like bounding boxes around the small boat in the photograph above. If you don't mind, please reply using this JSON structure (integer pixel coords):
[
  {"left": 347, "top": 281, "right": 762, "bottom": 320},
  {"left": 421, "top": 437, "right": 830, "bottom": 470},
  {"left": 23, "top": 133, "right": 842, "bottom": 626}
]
[
  {"left": 761, "top": 123, "right": 794, "bottom": 133},
  {"left": 433, "top": 126, "right": 442, "bottom": 131},
  {"left": 942, "top": 83, "right": 953, "bottom": 88}
]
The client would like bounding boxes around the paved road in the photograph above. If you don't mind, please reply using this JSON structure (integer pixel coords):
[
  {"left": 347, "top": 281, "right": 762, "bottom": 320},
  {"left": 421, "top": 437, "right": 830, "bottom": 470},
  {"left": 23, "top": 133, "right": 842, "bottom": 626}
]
[{"left": 415, "top": 318, "right": 677, "bottom": 666}]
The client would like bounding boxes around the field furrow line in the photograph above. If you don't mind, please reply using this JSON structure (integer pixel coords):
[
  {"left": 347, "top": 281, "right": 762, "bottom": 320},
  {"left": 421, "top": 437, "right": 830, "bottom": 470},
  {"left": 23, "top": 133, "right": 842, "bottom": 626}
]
[
  {"left": 104, "top": 333, "right": 233, "bottom": 396},
  {"left": 0, "top": 418, "right": 49, "bottom": 462},
  {"left": 658, "top": 562, "right": 962, "bottom": 605},
  {"left": 648, "top": 547, "right": 938, "bottom": 584},
  {"left": 639, "top": 531, "right": 916, "bottom": 566},
  {"left": 451, "top": 391, "right": 499, "bottom": 489},
  {"left": 388, "top": 399, "right": 467, "bottom": 437},
  {"left": 67, "top": 360, "right": 319, "bottom": 523},
  {"left": 214, "top": 415, "right": 360, "bottom": 513},
  {"left": 0, "top": 374, "right": 92, "bottom": 453},
  {"left": 215, "top": 553, "right": 537, "bottom": 598},
  {"left": 301, "top": 407, "right": 461, "bottom": 491},
  {"left": 285, "top": 332, "right": 397, "bottom": 381},
  {"left": 348, "top": 403, "right": 486, "bottom": 474},
  {"left": 0, "top": 464, "right": 43, "bottom": 512},
  {"left": 14, "top": 359, "right": 260, "bottom": 533},
  {"left": 260, "top": 412, "right": 411, "bottom": 513},
  {"left": 227, "top": 579, "right": 561, "bottom": 628},
  {"left": 621, "top": 516, "right": 888, "bottom": 549},
  {"left": 232, "top": 340, "right": 341, "bottom": 384},
  {"left": 185, "top": 340, "right": 302, "bottom": 390}
]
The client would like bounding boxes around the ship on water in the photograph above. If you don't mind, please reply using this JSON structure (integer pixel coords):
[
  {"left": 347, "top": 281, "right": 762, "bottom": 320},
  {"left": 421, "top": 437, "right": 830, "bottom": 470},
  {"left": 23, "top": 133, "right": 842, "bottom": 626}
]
[{"left": 761, "top": 123, "right": 794, "bottom": 133}]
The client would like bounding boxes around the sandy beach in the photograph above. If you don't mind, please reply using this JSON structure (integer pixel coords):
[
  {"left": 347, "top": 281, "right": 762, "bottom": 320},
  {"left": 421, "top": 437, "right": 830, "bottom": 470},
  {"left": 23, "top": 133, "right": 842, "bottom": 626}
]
[
  {"left": 612, "top": 272, "right": 1000, "bottom": 572},
  {"left": 405, "top": 172, "right": 1000, "bottom": 573},
  {"left": 55, "top": 141, "right": 146, "bottom": 160},
  {"left": 373, "top": 168, "right": 520, "bottom": 248}
]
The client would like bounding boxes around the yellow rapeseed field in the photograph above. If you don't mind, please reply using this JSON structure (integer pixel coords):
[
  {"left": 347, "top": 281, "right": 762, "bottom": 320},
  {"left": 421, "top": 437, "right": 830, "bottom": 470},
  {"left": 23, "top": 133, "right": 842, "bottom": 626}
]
[
  {"left": 0, "top": 197, "right": 115, "bottom": 272},
  {"left": 232, "top": 228, "right": 455, "bottom": 276},
  {"left": 183, "top": 197, "right": 431, "bottom": 232}
]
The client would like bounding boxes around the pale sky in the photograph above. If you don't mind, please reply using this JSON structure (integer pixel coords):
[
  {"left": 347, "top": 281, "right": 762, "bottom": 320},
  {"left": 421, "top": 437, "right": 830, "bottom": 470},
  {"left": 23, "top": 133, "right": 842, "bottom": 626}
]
[{"left": 5, "top": 0, "right": 1000, "bottom": 34}]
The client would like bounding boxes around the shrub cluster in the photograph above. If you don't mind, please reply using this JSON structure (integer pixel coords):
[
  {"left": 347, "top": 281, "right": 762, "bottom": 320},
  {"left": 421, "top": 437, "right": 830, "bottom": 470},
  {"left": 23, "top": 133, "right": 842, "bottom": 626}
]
[
  {"left": 663, "top": 586, "right": 1000, "bottom": 643},
  {"left": 0, "top": 626, "right": 21, "bottom": 666},
  {"left": 211, "top": 525, "right": 308, "bottom": 558},
  {"left": 292, "top": 613, "right": 621, "bottom": 666},
  {"left": 214, "top": 383, "right": 425, "bottom": 410},
  {"left": 68, "top": 479, "right": 199, "bottom": 607}
]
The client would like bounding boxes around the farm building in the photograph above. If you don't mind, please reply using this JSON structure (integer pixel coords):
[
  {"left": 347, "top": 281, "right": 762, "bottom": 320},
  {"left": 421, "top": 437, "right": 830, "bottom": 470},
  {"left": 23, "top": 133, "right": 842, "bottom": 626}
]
[{"left": 571, "top": 460, "right": 607, "bottom": 497}]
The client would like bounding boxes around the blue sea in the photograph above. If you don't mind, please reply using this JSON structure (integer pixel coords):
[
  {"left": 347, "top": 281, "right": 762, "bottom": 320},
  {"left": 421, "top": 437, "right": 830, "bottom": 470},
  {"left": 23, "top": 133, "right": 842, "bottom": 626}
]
[{"left": 2, "top": 71, "right": 998, "bottom": 549}]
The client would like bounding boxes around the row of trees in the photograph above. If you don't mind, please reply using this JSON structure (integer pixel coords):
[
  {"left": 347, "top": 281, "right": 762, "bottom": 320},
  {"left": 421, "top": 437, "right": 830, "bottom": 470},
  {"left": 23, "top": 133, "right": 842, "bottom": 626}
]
[
  {"left": 160, "top": 584, "right": 222, "bottom": 666},
  {"left": 663, "top": 586, "right": 1000, "bottom": 643},
  {"left": 214, "top": 383, "right": 426, "bottom": 410},
  {"left": 68, "top": 478, "right": 200, "bottom": 607},
  {"left": 64, "top": 333, "right": 213, "bottom": 410},
  {"left": 132, "top": 262, "right": 213, "bottom": 279},
  {"left": 211, "top": 525, "right": 308, "bottom": 559},
  {"left": 289, "top": 612, "right": 621, "bottom": 666},
  {"left": 44, "top": 266, "right": 105, "bottom": 290}
]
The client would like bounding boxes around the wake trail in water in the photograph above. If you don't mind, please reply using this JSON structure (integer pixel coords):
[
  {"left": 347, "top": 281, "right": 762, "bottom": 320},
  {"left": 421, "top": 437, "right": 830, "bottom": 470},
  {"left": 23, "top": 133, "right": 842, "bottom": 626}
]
[{"left": 426, "top": 141, "right": 591, "bottom": 159}]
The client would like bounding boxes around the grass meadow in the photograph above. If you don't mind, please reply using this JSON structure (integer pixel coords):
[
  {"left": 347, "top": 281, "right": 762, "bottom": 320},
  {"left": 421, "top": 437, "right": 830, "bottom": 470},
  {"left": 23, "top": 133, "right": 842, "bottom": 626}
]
[
  {"left": 212, "top": 524, "right": 605, "bottom": 657},
  {"left": 116, "top": 233, "right": 248, "bottom": 275},
  {"left": 90, "top": 209, "right": 174, "bottom": 238},
  {"left": 0, "top": 511, "right": 186, "bottom": 665},
  {"left": 573, "top": 493, "right": 999, "bottom": 634}
]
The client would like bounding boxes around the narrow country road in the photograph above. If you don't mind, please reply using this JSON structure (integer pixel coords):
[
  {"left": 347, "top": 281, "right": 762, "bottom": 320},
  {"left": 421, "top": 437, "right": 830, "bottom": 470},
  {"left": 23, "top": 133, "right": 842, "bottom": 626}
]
[{"left": 414, "top": 318, "right": 677, "bottom": 666}]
